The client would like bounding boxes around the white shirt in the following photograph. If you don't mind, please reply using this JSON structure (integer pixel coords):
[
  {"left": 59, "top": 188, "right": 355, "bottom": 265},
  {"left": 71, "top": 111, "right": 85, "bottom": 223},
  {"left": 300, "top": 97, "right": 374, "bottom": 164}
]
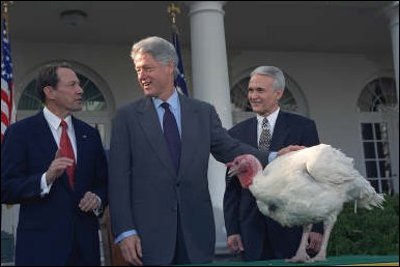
[
  {"left": 40, "top": 107, "right": 78, "bottom": 195},
  {"left": 43, "top": 107, "right": 78, "bottom": 159},
  {"left": 152, "top": 88, "right": 182, "bottom": 135},
  {"left": 256, "top": 107, "right": 280, "bottom": 162},
  {"left": 256, "top": 107, "right": 280, "bottom": 144},
  {"left": 40, "top": 107, "right": 102, "bottom": 214}
]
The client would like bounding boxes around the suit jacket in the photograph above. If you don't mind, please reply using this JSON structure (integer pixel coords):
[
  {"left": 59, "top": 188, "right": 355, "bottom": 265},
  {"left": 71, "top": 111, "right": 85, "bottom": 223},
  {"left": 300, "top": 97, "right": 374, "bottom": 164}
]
[
  {"left": 1, "top": 111, "right": 108, "bottom": 266},
  {"left": 223, "top": 110, "right": 320, "bottom": 261},
  {"left": 108, "top": 94, "right": 266, "bottom": 265}
]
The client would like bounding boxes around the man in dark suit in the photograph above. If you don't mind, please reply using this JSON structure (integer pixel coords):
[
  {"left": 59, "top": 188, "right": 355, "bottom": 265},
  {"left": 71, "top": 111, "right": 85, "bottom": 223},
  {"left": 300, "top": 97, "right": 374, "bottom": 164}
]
[
  {"left": 1, "top": 62, "right": 108, "bottom": 265},
  {"left": 108, "top": 36, "right": 266, "bottom": 266},
  {"left": 223, "top": 66, "right": 323, "bottom": 261}
]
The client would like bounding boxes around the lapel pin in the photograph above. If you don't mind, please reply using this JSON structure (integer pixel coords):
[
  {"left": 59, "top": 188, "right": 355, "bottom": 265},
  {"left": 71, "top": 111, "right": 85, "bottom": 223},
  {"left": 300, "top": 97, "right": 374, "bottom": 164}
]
[{"left": 82, "top": 135, "right": 87, "bottom": 139}]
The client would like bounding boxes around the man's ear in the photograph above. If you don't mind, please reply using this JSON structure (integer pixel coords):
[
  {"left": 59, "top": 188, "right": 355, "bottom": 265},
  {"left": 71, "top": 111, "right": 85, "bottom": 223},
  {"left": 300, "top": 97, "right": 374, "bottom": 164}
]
[
  {"left": 167, "top": 61, "right": 175, "bottom": 76},
  {"left": 43, "top": 86, "right": 55, "bottom": 100},
  {"left": 275, "top": 89, "right": 284, "bottom": 101}
]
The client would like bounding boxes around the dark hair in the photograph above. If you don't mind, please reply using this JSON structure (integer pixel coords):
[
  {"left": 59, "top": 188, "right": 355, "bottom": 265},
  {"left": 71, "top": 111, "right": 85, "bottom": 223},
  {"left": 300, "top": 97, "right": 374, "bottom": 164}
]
[{"left": 36, "top": 62, "right": 74, "bottom": 103}]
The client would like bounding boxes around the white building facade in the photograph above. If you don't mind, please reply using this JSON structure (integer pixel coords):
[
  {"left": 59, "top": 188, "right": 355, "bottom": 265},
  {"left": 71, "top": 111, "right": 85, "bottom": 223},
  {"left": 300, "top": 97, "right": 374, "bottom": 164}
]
[{"left": 2, "top": 1, "right": 399, "bottom": 263}]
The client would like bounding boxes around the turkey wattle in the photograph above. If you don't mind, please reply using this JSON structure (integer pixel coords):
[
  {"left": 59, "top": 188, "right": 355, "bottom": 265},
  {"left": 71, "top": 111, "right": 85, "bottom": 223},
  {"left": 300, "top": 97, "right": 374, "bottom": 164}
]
[{"left": 226, "top": 144, "right": 384, "bottom": 263}]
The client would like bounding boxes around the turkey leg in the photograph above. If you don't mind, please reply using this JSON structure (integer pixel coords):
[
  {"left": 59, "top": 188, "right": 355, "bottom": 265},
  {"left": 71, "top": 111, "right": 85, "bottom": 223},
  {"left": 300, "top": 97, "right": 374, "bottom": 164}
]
[{"left": 286, "top": 224, "right": 312, "bottom": 263}]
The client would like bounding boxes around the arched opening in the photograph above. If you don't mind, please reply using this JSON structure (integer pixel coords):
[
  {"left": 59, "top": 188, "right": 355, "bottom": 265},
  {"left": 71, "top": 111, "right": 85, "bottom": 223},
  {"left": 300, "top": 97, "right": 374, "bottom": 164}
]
[
  {"left": 230, "top": 71, "right": 309, "bottom": 124},
  {"left": 357, "top": 77, "right": 398, "bottom": 194},
  {"left": 16, "top": 61, "right": 114, "bottom": 148}
]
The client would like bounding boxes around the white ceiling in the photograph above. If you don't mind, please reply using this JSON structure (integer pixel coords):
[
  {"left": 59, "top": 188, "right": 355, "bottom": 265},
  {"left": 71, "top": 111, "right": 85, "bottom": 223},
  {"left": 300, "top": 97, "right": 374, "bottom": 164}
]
[{"left": 5, "top": 1, "right": 395, "bottom": 54}]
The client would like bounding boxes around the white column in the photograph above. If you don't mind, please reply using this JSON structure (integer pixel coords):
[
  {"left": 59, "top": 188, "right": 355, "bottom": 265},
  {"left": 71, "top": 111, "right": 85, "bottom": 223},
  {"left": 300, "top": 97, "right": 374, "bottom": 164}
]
[
  {"left": 384, "top": 1, "right": 400, "bottom": 195},
  {"left": 1, "top": 204, "right": 19, "bottom": 263},
  {"left": 384, "top": 1, "right": 399, "bottom": 105},
  {"left": 187, "top": 1, "right": 231, "bottom": 253}
]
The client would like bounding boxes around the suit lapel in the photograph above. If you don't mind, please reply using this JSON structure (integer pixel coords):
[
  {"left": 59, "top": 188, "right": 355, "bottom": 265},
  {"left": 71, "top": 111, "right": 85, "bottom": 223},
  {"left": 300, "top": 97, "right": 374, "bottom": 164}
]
[
  {"left": 179, "top": 95, "right": 199, "bottom": 178},
  {"left": 72, "top": 117, "right": 85, "bottom": 190},
  {"left": 271, "top": 111, "right": 289, "bottom": 151},
  {"left": 34, "top": 111, "right": 58, "bottom": 157},
  {"left": 138, "top": 97, "right": 177, "bottom": 177},
  {"left": 246, "top": 117, "right": 258, "bottom": 148},
  {"left": 72, "top": 117, "right": 82, "bottom": 163},
  {"left": 34, "top": 111, "right": 70, "bottom": 189}
]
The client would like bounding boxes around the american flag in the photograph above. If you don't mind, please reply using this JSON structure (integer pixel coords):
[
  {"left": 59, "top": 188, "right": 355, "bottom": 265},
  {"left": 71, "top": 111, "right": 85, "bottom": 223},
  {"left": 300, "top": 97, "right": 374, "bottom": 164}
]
[
  {"left": 172, "top": 27, "right": 189, "bottom": 96},
  {"left": 1, "top": 16, "right": 14, "bottom": 142}
]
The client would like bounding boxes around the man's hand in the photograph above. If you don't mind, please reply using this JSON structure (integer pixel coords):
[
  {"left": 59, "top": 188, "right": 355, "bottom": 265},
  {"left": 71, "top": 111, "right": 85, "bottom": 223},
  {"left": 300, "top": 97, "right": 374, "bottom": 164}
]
[
  {"left": 45, "top": 149, "right": 74, "bottom": 185},
  {"left": 227, "top": 234, "right": 244, "bottom": 255},
  {"left": 119, "top": 235, "right": 143, "bottom": 266},
  {"left": 277, "top": 145, "right": 305, "bottom": 157},
  {"left": 79, "top": 191, "right": 101, "bottom": 212}
]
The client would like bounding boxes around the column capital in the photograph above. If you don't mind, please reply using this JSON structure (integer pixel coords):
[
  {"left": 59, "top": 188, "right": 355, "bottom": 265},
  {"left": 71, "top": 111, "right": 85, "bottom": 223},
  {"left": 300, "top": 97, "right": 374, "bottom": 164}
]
[
  {"left": 185, "top": 1, "right": 227, "bottom": 16},
  {"left": 382, "top": 1, "right": 399, "bottom": 107},
  {"left": 383, "top": 1, "right": 399, "bottom": 27}
]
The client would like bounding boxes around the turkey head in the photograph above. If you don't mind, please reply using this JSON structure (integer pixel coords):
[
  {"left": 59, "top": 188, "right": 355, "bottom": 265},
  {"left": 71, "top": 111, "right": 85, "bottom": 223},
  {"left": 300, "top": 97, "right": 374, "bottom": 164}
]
[{"left": 226, "top": 154, "right": 262, "bottom": 188}]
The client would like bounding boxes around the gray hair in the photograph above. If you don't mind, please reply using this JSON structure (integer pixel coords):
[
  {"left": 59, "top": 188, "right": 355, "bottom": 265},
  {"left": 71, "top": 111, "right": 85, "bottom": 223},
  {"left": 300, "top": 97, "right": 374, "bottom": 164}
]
[
  {"left": 250, "top": 66, "right": 285, "bottom": 91},
  {"left": 131, "top": 36, "right": 179, "bottom": 78}
]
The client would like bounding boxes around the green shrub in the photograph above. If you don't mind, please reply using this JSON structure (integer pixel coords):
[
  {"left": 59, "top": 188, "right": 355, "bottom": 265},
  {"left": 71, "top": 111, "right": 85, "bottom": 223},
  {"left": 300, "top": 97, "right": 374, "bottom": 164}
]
[{"left": 328, "top": 194, "right": 399, "bottom": 255}]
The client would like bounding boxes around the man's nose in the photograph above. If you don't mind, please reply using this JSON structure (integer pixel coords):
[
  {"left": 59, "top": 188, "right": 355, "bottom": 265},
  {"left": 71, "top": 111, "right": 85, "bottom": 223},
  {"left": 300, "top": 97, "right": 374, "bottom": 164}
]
[
  {"left": 77, "top": 85, "right": 83, "bottom": 94},
  {"left": 138, "top": 70, "right": 147, "bottom": 80},
  {"left": 248, "top": 92, "right": 256, "bottom": 99}
]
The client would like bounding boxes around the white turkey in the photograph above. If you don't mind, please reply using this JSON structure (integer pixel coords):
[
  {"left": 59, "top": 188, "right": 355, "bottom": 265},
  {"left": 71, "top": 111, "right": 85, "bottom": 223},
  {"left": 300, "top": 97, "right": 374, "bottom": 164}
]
[{"left": 226, "top": 144, "right": 384, "bottom": 263}]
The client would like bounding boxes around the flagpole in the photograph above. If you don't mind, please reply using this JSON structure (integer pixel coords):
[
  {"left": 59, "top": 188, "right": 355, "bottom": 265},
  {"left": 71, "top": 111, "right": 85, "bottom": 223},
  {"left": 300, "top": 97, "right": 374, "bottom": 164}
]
[
  {"left": 2, "top": 1, "right": 14, "bottom": 23},
  {"left": 168, "top": 2, "right": 189, "bottom": 96},
  {"left": 168, "top": 2, "right": 182, "bottom": 51},
  {"left": 1, "top": 2, "right": 17, "bottom": 254},
  {"left": 168, "top": 2, "right": 180, "bottom": 30}
]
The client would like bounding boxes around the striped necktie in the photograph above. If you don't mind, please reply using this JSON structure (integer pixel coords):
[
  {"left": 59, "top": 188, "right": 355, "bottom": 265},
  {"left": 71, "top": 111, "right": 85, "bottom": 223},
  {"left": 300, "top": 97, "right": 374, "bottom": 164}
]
[{"left": 258, "top": 117, "right": 271, "bottom": 152}]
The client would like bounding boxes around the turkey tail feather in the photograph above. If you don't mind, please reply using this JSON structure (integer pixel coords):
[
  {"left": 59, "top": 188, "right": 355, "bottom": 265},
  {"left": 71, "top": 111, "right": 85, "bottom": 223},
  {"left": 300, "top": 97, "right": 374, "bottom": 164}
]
[
  {"left": 357, "top": 177, "right": 385, "bottom": 209},
  {"left": 358, "top": 192, "right": 385, "bottom": 210}
]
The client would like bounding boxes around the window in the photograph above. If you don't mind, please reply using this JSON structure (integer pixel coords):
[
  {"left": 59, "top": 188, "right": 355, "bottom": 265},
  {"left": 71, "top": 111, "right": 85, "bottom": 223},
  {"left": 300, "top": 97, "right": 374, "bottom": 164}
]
[
  {"left": 230, "top": 71, "right": 308, "bottom": 124},
  {"left": 17, "top": 73, "right": 106, "bottom": 111},
  {"left": 17, "top": 65, "right": 113, "bottom": 148},
  {"left": 361, "top": 122, "right": 393, "bottom": 193},
  {"left": 357, "top": 77, "right": 397, "bottom": 112},
  {"left": 230, "top": 77, "right": 298, "bottom": 113},
  {"left": 358, "top": 77, "right": 398, "bottom": 194}
]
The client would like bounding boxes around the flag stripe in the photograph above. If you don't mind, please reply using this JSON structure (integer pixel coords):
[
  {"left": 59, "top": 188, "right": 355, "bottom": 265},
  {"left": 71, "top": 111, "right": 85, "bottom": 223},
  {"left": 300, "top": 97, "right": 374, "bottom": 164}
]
[
  {"left": 1, "top": 111, "right": 10, "bottom": 127},
  {"left": 1, "top": 16, "right": 14, "bottom": 142}
]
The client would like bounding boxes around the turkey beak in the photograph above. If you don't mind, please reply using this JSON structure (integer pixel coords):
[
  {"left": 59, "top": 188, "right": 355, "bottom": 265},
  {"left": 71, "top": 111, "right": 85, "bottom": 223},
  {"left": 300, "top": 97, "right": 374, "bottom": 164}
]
[
  {"left": 227, "top": 168, "right": 237, "bottom": 177},
  {"left": 226, "top": 161, "right": 238, "bottom": 177},
  {"left": 226, "top": 162, "right": 238, "bottom": 177}
]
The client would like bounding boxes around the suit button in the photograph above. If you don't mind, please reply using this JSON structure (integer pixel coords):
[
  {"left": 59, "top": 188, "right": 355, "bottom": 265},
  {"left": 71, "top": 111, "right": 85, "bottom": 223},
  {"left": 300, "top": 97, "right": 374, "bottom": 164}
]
[{"left": 175, "top": 181, "right": 180, "bottom": 187}]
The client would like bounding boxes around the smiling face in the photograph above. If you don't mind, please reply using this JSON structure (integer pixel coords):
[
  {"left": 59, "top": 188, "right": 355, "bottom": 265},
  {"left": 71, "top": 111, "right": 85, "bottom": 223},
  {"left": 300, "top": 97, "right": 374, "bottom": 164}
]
[
  {"left": 44, "top": 67, "right": 83, "bottom": 118},
  {"left": 133, "top": 52, "right": 175, "bottom": 101},
  {"left": 248, "top": 74, "right": 283, "bottom": 117}
]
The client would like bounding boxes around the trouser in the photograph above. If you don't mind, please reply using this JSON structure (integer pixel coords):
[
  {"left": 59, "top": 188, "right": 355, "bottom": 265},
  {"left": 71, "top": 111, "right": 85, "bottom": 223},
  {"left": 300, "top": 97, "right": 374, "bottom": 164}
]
[{"left": 171, "top": 209, "right": 190, "bottom": 265}]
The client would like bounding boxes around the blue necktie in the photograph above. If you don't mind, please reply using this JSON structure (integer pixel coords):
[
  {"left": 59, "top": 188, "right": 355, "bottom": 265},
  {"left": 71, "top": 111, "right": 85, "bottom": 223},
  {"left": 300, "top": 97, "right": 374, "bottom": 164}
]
[{"left": 161, "top": 102, "right": 181, "bottom": 173}]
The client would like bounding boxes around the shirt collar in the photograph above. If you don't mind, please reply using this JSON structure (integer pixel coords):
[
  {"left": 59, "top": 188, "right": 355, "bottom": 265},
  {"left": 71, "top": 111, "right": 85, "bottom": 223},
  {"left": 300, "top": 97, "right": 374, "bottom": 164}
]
[
  {"left": 43, "top": 106, "right": 72, "bottom": 130},
  {"left": 256, "top": 107, "right": 280, "bottom": 129},
  {"left": 153, "top": 88, "right": 180, "bottom": 110}
]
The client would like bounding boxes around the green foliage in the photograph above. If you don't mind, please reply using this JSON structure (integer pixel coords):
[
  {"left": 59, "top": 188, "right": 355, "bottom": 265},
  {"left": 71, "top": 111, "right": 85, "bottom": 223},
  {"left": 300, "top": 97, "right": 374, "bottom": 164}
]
[{"left": 328, "top": 194, "right": 399, "bottom": 256}]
